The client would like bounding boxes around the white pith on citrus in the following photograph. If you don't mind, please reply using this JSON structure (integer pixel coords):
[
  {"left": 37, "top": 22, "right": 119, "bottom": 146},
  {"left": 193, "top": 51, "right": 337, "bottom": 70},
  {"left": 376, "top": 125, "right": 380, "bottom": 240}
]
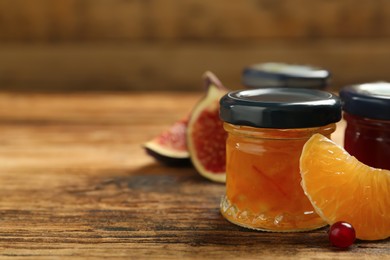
[{"left": 299, "top": 134, "right": 390, "bottom": 241}]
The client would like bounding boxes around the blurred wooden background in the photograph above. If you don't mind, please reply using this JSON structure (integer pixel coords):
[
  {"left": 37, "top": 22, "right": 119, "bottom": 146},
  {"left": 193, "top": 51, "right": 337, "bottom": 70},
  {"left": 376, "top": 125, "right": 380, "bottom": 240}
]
[{"left": 0, "top": 0, "right": 389, "bottom": 92}]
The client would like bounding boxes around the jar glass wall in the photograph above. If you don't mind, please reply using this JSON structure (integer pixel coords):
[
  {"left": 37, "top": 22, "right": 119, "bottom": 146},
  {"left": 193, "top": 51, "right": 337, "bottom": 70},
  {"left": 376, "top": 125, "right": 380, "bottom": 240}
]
[{"left": 220, "top": 123, "right": 336, "bottom": 232}]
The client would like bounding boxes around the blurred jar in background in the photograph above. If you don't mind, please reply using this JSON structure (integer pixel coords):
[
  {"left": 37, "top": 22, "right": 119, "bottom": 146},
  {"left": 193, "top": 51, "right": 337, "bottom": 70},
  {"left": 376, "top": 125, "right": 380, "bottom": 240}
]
[{"left": 242, "top": 62, "right": 330, "bottom": 90}]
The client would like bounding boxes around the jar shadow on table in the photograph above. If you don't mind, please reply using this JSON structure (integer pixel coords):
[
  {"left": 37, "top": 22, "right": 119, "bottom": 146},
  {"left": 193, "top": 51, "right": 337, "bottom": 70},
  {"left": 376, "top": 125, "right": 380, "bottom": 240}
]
[
  {"left": 86, "top": 163, "right": 385, "bottom": 251},
  {"left": 92, "top": 162, "right": 224, "bottom": 196},
  {"left": 124, "top": 164, "right": 202, "bottom": 191}
]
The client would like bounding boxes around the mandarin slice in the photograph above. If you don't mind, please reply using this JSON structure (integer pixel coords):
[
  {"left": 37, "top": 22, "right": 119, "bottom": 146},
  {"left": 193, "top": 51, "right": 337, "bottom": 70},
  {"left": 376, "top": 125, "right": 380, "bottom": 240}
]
[{"left": 300, "top": 134, "right": 390, "bottom": 240}]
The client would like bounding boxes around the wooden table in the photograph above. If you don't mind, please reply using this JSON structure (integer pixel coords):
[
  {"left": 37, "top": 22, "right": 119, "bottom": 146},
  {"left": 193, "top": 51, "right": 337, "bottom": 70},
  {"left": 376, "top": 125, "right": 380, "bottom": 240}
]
[{"left": 0, "top": 92, "right": 388, "bottom": 259}]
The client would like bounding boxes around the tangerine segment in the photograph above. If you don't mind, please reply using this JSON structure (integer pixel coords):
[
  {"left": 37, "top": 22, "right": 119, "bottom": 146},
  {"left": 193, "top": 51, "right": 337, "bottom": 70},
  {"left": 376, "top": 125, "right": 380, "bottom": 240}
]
[{"left": 300, "top": 134, "right": 390, "bottom": 240}]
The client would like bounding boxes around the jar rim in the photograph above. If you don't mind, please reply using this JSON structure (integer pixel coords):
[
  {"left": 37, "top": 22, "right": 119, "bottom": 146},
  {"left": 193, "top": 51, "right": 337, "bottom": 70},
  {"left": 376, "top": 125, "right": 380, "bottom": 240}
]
[{"left": 224, "top": 122, "right": 337, "bottom": 140}]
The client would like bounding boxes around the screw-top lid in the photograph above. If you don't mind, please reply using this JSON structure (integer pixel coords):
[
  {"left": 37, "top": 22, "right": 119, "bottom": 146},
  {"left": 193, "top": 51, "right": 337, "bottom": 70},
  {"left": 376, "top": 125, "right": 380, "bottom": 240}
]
[
  {"left": 339, "top": 82, "right": 390, "bottom": 121},
  {"left": 220, "top": 88, "right": 341, "bottom": 129},
  {"left": 242, "top": 62, "right": 330, "bottom": 90}
]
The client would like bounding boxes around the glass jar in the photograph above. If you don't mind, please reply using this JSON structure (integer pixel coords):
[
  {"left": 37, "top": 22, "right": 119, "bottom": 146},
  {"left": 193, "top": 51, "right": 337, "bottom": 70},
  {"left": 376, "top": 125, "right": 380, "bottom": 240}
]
[
  {"left": 340, "top": 82, "right": 390, "bottom": 170},
  {"left": 242, "top": 62, "right": 330, "bottom": 90},
  {"left": 219, "top": 88, "right": 342, "bottom": 232}
]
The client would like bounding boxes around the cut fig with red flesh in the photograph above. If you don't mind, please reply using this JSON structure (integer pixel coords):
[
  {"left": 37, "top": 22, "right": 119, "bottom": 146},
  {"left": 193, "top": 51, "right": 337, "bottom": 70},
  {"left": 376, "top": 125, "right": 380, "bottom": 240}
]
[
  {"left": 144, "top": 118, "right": 191, "bottom": 166},
  {"left": 187, "top": 84, "right": 228, "bottom": 183},
  {"left": 144, "top": 71, "right": 227, "bottom": 169}
]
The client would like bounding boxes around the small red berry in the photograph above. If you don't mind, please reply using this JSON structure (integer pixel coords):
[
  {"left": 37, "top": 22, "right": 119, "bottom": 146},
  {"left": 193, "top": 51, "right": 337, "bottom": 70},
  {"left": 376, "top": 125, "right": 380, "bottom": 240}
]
[{"left": 329, "top": 221, "right": 356, "bottom": 248}]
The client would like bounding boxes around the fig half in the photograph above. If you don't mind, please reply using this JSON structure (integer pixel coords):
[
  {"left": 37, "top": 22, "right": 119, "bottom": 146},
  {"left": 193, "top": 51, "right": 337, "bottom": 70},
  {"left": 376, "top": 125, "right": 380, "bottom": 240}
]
[
  {"left": 143, "top": 71, "right": 228, "bottom": 172},
  {"left": 144, "top": 117, "right": 191, "bottom": 166},
  {"left": 187, "top": 82, "right": 228, "bottom": 183}
]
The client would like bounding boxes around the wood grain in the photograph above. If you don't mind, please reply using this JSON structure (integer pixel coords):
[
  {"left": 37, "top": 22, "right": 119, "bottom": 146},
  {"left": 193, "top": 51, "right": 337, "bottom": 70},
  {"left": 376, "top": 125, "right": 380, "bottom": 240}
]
[
  {"left": 0, "top": 0, "right": 389, "bottom": 41},
  {"left": 0, "top": 92, "right": 387, "bottom": 259},
  {"left": 1, "top": 39, "right": 390, "bottom": 92},
  {"left": 0, "top": 1, "right": 389, "bottom": 91}
]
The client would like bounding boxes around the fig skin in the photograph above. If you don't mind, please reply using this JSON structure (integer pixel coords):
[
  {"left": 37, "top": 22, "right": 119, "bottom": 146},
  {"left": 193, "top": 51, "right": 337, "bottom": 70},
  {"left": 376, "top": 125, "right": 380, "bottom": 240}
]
[
  {"left": 143, "top": 118, "right": 190, "bottom": 167},
  {"left": 144, "top": 147, "right": 192, "bottom": 167},
  {"left": 202, "top": 71, "right": 226, "bottom": 90}
]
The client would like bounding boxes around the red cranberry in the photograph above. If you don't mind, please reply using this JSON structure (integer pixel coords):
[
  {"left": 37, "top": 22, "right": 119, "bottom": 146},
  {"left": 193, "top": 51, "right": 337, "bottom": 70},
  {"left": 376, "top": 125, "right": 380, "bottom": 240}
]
[{"left": 329, "top": 221, "right": 356, "bottom": 248}]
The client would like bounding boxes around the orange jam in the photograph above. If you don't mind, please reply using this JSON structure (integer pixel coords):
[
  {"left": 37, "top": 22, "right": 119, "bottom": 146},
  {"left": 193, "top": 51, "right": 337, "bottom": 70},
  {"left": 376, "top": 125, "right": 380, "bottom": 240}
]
[
  {"left": 221, "top": 123, "right": 336, "bottom": 231},
  {"left": 219, "top": 88, "right": 342, "bottom": 232}
]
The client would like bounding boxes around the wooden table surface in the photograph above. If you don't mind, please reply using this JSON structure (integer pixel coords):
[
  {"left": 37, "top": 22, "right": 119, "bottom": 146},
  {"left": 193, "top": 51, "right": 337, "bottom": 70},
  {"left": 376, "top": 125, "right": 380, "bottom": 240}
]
[{"left": 0, "top": 91, "right": 388, "bottom": 259}]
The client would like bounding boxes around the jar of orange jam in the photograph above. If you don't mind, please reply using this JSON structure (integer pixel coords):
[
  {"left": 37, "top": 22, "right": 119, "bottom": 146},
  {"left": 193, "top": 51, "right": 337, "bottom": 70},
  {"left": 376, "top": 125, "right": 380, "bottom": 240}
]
[{"left": 219, "top": 88, "right": 342, "bottom": 232}]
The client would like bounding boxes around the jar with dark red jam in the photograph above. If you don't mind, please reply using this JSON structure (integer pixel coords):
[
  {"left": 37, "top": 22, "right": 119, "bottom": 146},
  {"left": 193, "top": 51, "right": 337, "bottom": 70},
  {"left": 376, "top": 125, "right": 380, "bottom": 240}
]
[{"left": 340, "top": 82, "right": 390, "bottom": 170}]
